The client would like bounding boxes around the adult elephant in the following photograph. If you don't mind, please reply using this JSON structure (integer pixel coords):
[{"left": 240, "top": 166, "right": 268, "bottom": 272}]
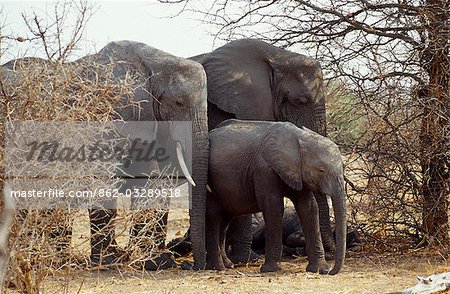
[
  {"left": 190, "top": 39, "right": 334, "bottom": 262},
  {"left": 3, "top": 40, "right": 209, "bottom": 270}
]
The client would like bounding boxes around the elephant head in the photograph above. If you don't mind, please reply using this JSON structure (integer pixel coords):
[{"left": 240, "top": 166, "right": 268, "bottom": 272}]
[
  {"left": 262, "top": 123, "right": 346, "bottom": 274},
  {"left": 192, "top": 39, "right": 326, "bottom": 135}
]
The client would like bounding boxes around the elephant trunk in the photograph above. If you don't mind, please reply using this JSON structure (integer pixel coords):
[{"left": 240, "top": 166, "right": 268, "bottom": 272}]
[
  {"left": 311, "top": 101, "right": 337, "bottom": 252},
  {"left": 328, "top": 177, "right": 346, "bottom": 275},
  {"left": 317, "top": 195, "right": 335, "bottom": 252},
  {"left": 189, "top": 108, "right": 209, "bottom": 269},
  {"left": 312, "top": 101, "right": 327, "bottom": 137}
]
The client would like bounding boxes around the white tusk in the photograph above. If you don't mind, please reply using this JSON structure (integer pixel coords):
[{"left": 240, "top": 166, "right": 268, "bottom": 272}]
[
  {"left": 206, "top": 184, "right": 212, "bottom": 193},
  {"left": 176, "top": 142, "right": 196, "bottom": 187},
  {"left": 326, "top": 195, "right": 333, "bottom": 209}
]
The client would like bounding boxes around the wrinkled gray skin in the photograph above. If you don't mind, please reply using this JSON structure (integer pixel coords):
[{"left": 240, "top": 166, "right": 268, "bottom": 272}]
[
  {"left": 190, "top": 39, "right": 334, "bottom": 263},
  {"left": 206, "top": 119, "right": 346, "bottom": 274},
  {"left": 2, "top": 41, "right": 209, "bottom": 269}
]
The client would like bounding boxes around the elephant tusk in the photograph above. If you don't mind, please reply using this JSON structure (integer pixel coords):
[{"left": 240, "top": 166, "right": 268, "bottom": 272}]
[
  {"left": 206, "top": 184, "right": 212, "bottom": 193},
  {"left": 327, "top": 195, "right": 333, "bottom": 209},
  {"left": 176, "top": 141, "right": 196, "bottom": 187}
]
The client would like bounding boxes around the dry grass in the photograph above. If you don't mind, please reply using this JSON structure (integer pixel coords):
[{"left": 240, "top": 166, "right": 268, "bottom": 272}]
[
  {"left": 25, "top": 208, "right": 450, "bottom": 294},
  {"left": 0, "top": 53, "right": 177, "bottom": 293}
]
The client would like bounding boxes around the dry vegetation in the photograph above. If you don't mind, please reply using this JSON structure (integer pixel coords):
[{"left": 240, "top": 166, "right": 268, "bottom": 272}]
[
  {"left": 167, "top": 0, "right": 450, "bottom": 248},
  {"left": 0, "top": 43, "right": 176, "bottom": 294},
  {"left": 0, "top": 1, "right": 449, "bottom": 293},
  {"left": 0, "top": 3, "right": 177, "bottom": 292},
  {"left": 4, "top": 208, "right": 449, "bottom": 294}
]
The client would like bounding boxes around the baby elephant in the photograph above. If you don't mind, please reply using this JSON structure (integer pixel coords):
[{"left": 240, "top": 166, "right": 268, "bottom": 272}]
[{"left": 206, "top": 119, "right": 346, "bottom": 274}]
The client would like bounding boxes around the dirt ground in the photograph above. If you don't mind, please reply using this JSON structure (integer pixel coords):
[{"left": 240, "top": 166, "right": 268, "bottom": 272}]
[
  {"left": 36, "top": 206, "right": 449, "bottom": 294},
  {"left": 39, "top": 254, "right": 447, "bottom": 294}
]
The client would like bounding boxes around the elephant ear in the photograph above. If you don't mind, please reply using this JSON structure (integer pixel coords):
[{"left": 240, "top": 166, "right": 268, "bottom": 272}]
[
  {"left": 189, "top": 53, "right": 210, "bottom": 64},
  {"left": 262, "top": 124, "right": 303, "bottom": 191},
  {"left": 201, "top": 39, "right": 276, "bottom": 120}
]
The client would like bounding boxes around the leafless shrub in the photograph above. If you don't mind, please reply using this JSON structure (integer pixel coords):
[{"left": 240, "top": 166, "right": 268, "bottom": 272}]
[
  {"left": 163, "top": 0, "right": 449, "bottom": 251},
  {"left": 0, "top": 2, "right": 179, "bottom": 293},
  {"left": 323, "top": 75, "right": 448, "bottom": 253}
]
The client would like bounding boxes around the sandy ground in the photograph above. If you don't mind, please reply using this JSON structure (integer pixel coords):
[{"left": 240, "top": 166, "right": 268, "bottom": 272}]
[
  {"left": 5, "top": 186, "right": 448, "bottom": 293},
  {"left": 34, "top": 205, "right": 448, "bottom": 294},
  {"left": 39, "top": 254, "right": 449, "bottom": 294}
]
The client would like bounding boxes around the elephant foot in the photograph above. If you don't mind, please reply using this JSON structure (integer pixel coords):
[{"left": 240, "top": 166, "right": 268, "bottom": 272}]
[
  {"left": 206, "top": 261, "right": 225, "bottom": 271},
  {"left": 306, "top": 259, "right": 330, "bottom": 274},
  {"left": 260, "top": 262, "right": 281, "bottom": 273},
  {"left": 222, "top": 256, "right": 234, "bottom": 269},
  {"left": 179, "top": 261, "right": 194, "bottom": 270},
  {"left": 90, "top": 247, "right": 129, "bottom": 269},
  {"left": 143, "top": 252, "right": 177, "bottom": 271},
  {"left": 282, "top": 245, "right": 298, "bottom": 256},
  {"left": 228, "top": 249, "right": 260, "bottom": 264},
  {"left": 347, "top": 244, "right": 363, "bottom": 252},
  {"left": 167, "top": 237, "right": 192, "bottom": 257},
  {"left": 295, "top": 247, "right": 307, "bottom": 256}
]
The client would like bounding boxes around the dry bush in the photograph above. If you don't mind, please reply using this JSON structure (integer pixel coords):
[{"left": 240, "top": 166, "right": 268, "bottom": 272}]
[
  {"left": 0, "top": 2, "right": 180, "bottom": 293},
  {"left": 166, "top": 0, "right": 449, "bottom": 253},
  {"left": 326, "top": 80, "right": 447, "bottom": 252}
]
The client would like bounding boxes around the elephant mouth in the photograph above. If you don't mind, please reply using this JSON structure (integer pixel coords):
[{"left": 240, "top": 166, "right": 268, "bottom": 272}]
[{"left": 281, "top": 112, "right": 307, "bottom": 129}]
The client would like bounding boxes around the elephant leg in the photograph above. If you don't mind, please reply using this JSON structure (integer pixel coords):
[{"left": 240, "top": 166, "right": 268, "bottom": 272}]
[
  {"left": 22, "top": 209, "right": 72, "bottom": 263},
  {"left": 89, "top": 207, "right": 127, "bottom": 267},
  {"left": 260, "top": 199, "right": 284, "bottom": 273},
  {"left": 251, "top": 214, "right": 267, "bottom": 254},
  {"left": 128, "top": 159, "right": 171, "bottom": 252},
  {"left": 129, "top": 197, "right": 175, "bottom": 271},
  {"left": 226, "top": 215, "right": 260, "bottom": 264},
  {"left": 47, "top": 209, "right": 72, "bottom": 255},
  {"left": 315, "top": 192, "right": 335, "bottom": 253},
  {"left": 294, "top": 191, "right": 329, "bottom": 274},
  {"left": 219, "top": 216, "right": 234, "bottom": 269},
  {"left": 166, "top": 228, "right": 192, "bottom": 257},
  {"left": 206, "top": 196, "right": 224, "bottom": 270},
  {"left": 129, "top": 209, "right": 169, "bottom": 250}
]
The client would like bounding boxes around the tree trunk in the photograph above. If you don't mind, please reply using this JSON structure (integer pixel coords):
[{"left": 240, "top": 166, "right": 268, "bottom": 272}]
[{"left": 420, "top": 0, "right": 449, "bottom": 246}]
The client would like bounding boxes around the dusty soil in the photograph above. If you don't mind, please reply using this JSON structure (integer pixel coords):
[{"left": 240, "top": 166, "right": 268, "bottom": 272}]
[
  {"left": 37, "top": 206, "right": 449, "bottom": 294},
  {"left": 40, "top": 255, "right": 448, "bottom": 294}
]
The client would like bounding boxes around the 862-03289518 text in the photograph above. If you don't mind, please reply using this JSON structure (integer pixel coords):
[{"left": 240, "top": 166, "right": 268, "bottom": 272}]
[{"left": 6, "top": 188, "right": 182, "bottom": 199}]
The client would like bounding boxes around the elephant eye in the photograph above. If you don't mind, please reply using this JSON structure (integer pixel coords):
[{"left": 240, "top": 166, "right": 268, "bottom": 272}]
[
  {"left": 319, "top": 168, "right": 326, "bottom": 173},
  {"left": 176, "top": 101, "right": 183, "bottom": 107}
]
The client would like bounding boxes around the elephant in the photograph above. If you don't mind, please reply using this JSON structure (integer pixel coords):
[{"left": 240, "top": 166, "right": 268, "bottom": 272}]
[
  {"left": 168, "top": 209, "right": 361, "bottom": 260},
  {"left": 2, "top": 40, "right": 209, "bottom": 270},
  {"left": 251, "top": 207, "right": 362, "bottom": 257},
  {"left": 189, "top": 38, "right": 334, "bottom": 264},
  {"left": 205, "top": 119, "right": 346, "bottom": 274}
]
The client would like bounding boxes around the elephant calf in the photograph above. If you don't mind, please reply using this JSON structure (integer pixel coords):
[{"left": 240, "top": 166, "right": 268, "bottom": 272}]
[{"left": 206, "top": 119, "right": 346, "bottom": 274}]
